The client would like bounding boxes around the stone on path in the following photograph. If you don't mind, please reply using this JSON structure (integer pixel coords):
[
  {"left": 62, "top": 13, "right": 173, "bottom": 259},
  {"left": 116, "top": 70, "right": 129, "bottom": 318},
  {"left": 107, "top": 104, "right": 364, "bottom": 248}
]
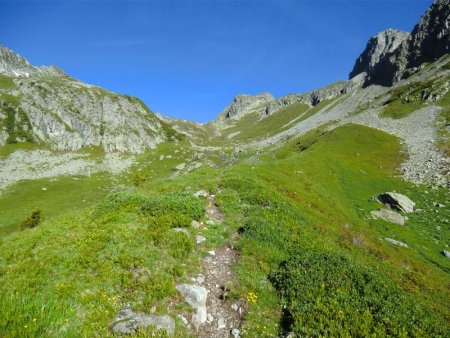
[{"left": 176, "top": 284, "right": 208, "bottom": 330}]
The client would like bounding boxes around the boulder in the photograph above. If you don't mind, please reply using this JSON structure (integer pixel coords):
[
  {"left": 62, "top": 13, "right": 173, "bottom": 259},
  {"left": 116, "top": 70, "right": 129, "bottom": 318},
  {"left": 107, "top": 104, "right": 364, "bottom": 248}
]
[
  {"left": 376, "top": 192, "right": 415, "bottom": 213},
  {"left": 176, "top": 284, "right": 208, "bottom": 329},
  {"left": 385, "top": 238, "right": 408, "bottom": 248},
  {"left": 110, "top": 309, "right": 175, "bottom": 336},
  {"left": 371, "top": 208, "right": 405, "bottom": 225}
]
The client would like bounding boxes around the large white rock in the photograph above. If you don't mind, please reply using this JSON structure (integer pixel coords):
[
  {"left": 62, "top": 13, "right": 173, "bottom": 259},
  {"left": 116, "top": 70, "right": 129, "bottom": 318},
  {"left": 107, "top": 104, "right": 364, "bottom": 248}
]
[
  {"left": 371, "top": 208, "right": 405, "bottom": 225},
  {"left": 376, "top": 192, "right": 415, "bottom": 213},
  {"left": 176, "top": 284, "right": 208, "bottom": 329}
]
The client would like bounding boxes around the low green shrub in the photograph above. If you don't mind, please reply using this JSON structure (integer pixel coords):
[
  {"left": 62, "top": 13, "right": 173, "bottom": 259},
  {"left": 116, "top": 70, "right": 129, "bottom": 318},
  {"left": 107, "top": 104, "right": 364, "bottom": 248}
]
[
  {"left": 270, "top": 249, "right": 449, "bottom": 337},
  {"left": 20, "top": 209, "right": 42, "bottom": 229},
  {"left": 141, "top": 191, "right": 204, "bottom": 221}
]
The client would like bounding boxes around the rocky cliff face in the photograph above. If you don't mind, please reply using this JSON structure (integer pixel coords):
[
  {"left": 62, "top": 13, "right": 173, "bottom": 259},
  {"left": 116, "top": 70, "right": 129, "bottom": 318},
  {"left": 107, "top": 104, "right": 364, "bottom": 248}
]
[
  {"left": 0, "top": 46, "right": 168, "bottom": 153},
  {"left": 348, "top": 29, "right": 409, "bottom": 79},
  {"left": 218, "top": 93, "right": 275, "bottom": 120},
  {"left": 216, "top": 80, "right": 358, "bottom": 123},
  {"left": 350, "top": 0, "right": 450, "bottom": 86}
]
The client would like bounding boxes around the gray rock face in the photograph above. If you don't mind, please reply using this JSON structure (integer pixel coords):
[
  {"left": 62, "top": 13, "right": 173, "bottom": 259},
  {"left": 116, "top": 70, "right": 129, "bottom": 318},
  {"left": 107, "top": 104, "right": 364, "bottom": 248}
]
[
  {"left": 110, "top": 309, "right": 175, "bottom": 336},
  {"left": 376, "top": 192, "right": 415, "bottom": 213},
  {"left": 0, "top": 45, "right": 63, "bottom": 77},
  {"left": 217, "top": 81, "right": 357, "bottom": 123},
  {"left": 350, "top": 0, "right": 450, "bottom": 86},
  {"left": 385, "top": 238, "right": 408, "bottom": 248},
  {"left": 349, "top": 29, "right": 409, "bottom": 79},
  {"left": 219, "top": 93, "right": 274, "bottom": 120},
  {"left": 175, "top": 283, "right": 208, "bottom": 329},
  {"left": 371, "top": 208, "right": 405, "bottom": 225},
  {"left": 0, "top": 46, "right": 168, "bottom": 153}
]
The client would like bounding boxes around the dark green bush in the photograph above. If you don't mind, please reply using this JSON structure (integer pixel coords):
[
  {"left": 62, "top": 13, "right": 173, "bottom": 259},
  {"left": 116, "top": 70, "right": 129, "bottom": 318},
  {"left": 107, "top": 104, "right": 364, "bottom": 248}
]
[
  {"left": 141, "top": 191, "right": 204, "bottom": 221},
  {"left": 21, "top": 209, "right": 42, "bottom": 229},
  {"left": 270, "top": 249, "right": 449, "bottom": 337}
]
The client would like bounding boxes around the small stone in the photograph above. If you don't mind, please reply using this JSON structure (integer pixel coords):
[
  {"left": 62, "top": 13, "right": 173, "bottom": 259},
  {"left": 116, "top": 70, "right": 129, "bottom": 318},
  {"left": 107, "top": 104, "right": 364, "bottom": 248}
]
[
  {"left": 436, "top": 203, "right": 445, "bottom": 208},
  {"left": 196, "top": 235, "right": 206, "bottom": 245},
  {"left": 193, "top": 190, "right": 209, "bottom": 198},
  {"left": 191, "top": 220, "right": 200, "bottom": 229},
  {"left": 41, "top": 187, "right": 47, "bottom": 191},
  {"left": 218, "top": 317, "right": 227, "bottom": 329},
  {"left": 385, "top": 238, "right": 408, "bottom": 248},
  {"left": 207, "top": 313, "right": 213, "bottom": 323},
  {"left": 206, "top": 220, "right": 215, "bottom": 225},
  {"left": 175, "top": 163, "right": 186, "bottom": 170},
  {"left": 443, "top": 250, "right": 450, "bottom": 258},
  {"left": 178, "top": 315, "right": 189, "bottom": 326},
  {"left": 207, "top": 250, "right": 216, "bottom": 256},
  {"left": 230, "top": 328, "right": 240, "bottom": 338},
  {"left": 231, "top": 304, "right": 238, "bottom": 311}
]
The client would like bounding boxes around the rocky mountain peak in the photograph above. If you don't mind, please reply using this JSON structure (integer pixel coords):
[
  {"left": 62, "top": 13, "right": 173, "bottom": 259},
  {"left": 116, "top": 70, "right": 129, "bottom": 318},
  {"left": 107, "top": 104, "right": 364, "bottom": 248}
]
[
  {"left": 349, "top": 0, "right": 450, "bottom": 86},
  {"left": 219, "top": 93, "right": 275, "bottom": 119},
  {"left": 0, "top": 45, "right": 64, "bottom": 77},
  {"left": 349, "top": 29, "right": 409, "bottom": 79}
]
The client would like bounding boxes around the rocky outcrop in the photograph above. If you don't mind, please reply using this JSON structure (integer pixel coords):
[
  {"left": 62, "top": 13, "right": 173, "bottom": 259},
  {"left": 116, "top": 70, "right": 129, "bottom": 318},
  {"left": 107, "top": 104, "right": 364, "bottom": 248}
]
[
  {"left": 0, "top": 45, "right": 64, "bottom": 77},
  {"left": 350, "top": 0, "right": 450, "bottom": 86},
  {"left": 218, "top": 93, "right": 274, "bottom": 120},
  {"left": 217, "top": 81, "right": 358, "bottom": 122},
  {"left": 0, "top": 46, "right": 168, "bottom": 153},
  {"left": 349, "top": 29, "right": 409, "bottom": 79},
  {"left": 110, "top": 309, "right": 175, "bottom": 336}
]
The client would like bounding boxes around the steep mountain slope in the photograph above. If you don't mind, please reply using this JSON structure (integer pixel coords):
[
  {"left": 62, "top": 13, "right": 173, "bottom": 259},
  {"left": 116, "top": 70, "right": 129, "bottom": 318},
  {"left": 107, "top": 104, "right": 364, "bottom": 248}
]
[
  {"left": 350, "top": 0, "right": 450, "bottom": 86},
  {"left": 0, "top": 45, "right": 169, "bottom": 153}
]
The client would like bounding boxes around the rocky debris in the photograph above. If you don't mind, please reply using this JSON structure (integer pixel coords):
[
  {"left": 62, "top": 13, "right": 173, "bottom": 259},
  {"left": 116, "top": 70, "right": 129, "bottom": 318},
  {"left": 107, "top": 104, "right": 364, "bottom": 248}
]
[
  {"left": 385, "top": 238, "right": 409, "bottom": 248},
  {"left": 371, "top": 209, "right": 405, "bottom": 225},
  {"left": 349, "top": 29, "right": 409, "bottom": 79},
  {"left": 110, "top": 309, "right": 175, "bottom": 336},
  {"left": 376, "top": 192, "right": 415, "bottom": 213},
  {"left": 443, "top": 250, "right": 450, "bottom": 258},
  {"left": 175, "top": 284, "right": 208, "bottom": 330},
  {"left": 196, "top": 235, "right": 206, "bottom": 245},
  {"left": 230, "top": 328, "right": 241, "bottom": 338},
  {"left": 351, "top": 0, "right": 450, "bottom": 86},
  {"left": 0, "top": 150, "right": 134, "bottom": 194},
  {"left": 343, "top": 105, "right": 449, "bottom": 186}
]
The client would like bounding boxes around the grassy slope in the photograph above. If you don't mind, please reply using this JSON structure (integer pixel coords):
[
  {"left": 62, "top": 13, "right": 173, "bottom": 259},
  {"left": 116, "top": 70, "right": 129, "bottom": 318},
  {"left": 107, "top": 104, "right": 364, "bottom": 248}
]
[{"left": 0, "top": 123, "right": 448, "bottom": 337}]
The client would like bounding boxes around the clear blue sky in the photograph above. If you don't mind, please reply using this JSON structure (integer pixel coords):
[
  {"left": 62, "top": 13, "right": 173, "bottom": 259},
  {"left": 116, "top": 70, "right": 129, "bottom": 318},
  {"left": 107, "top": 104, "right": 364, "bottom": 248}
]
[{"left": 0, "top": 0, "right": 432, "bottom": 122}]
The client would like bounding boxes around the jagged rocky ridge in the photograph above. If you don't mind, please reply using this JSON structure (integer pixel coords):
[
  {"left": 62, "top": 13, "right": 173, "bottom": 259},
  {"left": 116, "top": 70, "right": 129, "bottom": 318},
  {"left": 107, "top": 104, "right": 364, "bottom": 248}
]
[
  {"left": 350, "top": 0, "right": 450, "bottom": 86},
  {"left": 217, "top": 80, "right": 358, "bottom": 122},
  {"left": 0, "top": 45, "right": 169, "bottom": 153}
]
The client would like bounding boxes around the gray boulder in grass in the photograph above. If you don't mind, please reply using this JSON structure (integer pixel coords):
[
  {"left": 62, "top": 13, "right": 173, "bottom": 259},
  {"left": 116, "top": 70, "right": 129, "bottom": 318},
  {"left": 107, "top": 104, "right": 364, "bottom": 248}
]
[
  {"left": 110, "top": 309, "right": 175, "bottom": 336},
  {"left": 371, "top": 208, "right": 405, "bottom": 225},
  {"left": 376, "top": 192, "right": 415, "bottom": 213}
]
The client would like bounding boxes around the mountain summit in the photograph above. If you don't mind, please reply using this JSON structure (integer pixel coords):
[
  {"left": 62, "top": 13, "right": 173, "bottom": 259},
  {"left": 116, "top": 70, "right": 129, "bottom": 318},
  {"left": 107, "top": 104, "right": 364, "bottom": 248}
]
[
  {"left": 0, "top": 46, "right": 174, "bottom": 152},
  {"left": 350, "top": 0, "right": 450, "bottom": 86}
]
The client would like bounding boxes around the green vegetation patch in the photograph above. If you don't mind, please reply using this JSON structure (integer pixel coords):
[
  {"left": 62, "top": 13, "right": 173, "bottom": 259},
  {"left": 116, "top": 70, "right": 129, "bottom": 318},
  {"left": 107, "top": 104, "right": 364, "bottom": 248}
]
[{"left": 271, "top": 249, "right": 448, "bottom": 337}]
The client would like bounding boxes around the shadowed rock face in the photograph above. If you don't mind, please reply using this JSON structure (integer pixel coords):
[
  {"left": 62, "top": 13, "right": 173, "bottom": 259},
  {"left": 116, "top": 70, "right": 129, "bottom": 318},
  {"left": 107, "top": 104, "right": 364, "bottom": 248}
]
[
  {"left": 349, "top": 29, "right": 409, "bottom": 80},
  {"left": 350, "top": 0, "right": 450, "bottom": 86},
  {"left": 0, "top": 46, "right": 167, "bottom": 153}
]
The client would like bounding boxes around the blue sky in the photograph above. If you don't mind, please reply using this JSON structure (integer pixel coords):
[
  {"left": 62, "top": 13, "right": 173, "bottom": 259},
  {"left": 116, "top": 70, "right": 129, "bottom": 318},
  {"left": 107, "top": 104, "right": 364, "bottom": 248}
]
[{"left": 0, "top": 1, "right": 432, "bottom": 122}]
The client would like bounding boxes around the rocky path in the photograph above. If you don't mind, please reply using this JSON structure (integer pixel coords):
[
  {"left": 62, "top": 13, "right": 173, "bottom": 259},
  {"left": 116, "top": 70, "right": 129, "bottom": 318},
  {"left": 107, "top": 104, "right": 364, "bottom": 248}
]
[{"left": 180, "top": 191, "right": 243, "bottom": 338}]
